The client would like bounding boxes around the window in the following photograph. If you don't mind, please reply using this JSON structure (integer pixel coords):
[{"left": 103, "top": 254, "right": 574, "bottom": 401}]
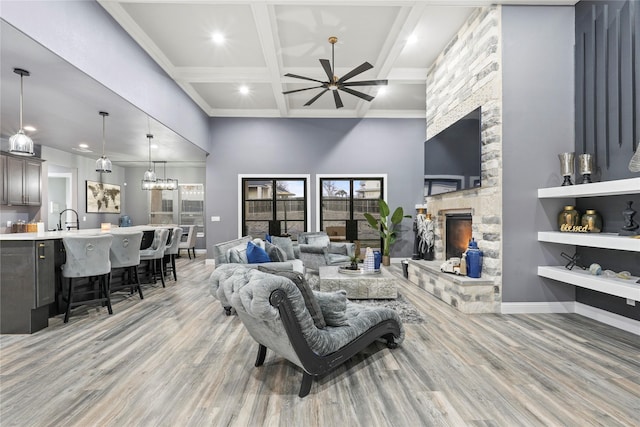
[
  {"left": 179, "top": 184, "right": 204, "bottom": 237},
  {"left": 319, "top": 177, "right": 384, "bottom": 251},
  {"left": 242, "top": 177, "right": 307, "bottom": 240}
]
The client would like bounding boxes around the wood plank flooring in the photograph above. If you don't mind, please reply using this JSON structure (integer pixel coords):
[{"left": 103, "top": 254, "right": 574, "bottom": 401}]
[{"left": 1, "top": 258, "right": 639, "bottom": 426}]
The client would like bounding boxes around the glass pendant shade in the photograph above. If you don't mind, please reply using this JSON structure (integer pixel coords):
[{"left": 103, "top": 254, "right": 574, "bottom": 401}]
[
  {"left": 141, "top": 133, "right": 157, "bottom": 189},
  {"left": 9, "top": 68, "right": 35, "bottom": 156},
  {"left": 9, "top": 130, "right": 34, "bottom": 156},
  {"left": 96, "top": 111, "right": 112, "bottom": 173}
]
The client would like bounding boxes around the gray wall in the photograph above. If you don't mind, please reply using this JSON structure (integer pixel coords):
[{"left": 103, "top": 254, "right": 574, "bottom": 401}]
[
  {"left": 206, "top": 117, "right": 425, "bottom": 259},
  {"left": 0, "top": 0, "right": 210, "bottom": 152},
  {"left": 501, "top": 6, "right": 577, "bottom": 302}
]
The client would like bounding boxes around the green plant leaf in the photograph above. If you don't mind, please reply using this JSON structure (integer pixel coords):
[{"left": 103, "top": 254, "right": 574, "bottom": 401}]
[
  {"left": 390, "top": 207, "right": 405, "bottom": 225},
  {"left": 363, "top": 213, "right": 378, "bottom": 229},
  {"left": 379, "top": 199, "right": 390, "bottom": 218}
]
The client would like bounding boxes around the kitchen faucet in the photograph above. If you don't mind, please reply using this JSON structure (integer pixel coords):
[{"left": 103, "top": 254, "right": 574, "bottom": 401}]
[{"left": 58, "top": 209, "right": 80, "bottom": 231}]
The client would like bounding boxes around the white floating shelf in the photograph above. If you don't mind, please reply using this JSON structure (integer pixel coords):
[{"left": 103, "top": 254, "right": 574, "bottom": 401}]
[
  {"left": 538, "top": 266, "right": 640, "bottom": 301},
  {"left": 537, "top": 177, "right": 640, "bottom": 198},
  {"left": 537, "top": 231, "right": 640, "bottom": 251}
]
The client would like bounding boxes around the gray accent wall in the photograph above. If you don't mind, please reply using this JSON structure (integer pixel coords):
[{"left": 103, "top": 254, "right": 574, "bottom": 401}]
[
  {"left": 206, "top": 117, "right": 425, "bottom": 259},
  {"left": 501, "top": 6, "right": 576, "bottom": 302},
  {"left": 0, "top": 0, "right": 210, "bottom": 152}
]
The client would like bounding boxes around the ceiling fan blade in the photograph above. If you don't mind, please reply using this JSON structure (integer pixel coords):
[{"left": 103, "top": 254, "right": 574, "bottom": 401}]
[
  {"left": 284, "top": 73, "right": 325, "bottom": 84},
  {"left": 333, "top": 90, "right": 343, "bottom": 109},
  {"left": 339, "top": 86, "right": 375, "bottom": 102},
  {"left": 337, "top": 62, "right": 373, "bottom": 83},
  {"left": 342, "top": 79, "right": 388, "bottom": 87},
  {"left": 320, "top": 59, "right": 334, "bottom": 81},
  {"left": 283, "top": 85, "right": 325, "bottom": 95},
  {"left": 304, "top": 89, "right": 329, "bottom": 106}
]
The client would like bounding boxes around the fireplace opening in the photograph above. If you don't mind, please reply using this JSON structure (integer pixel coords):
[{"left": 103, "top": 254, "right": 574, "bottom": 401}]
[{"left": 446, "top": 213, "right": 472, "bottom": 259}]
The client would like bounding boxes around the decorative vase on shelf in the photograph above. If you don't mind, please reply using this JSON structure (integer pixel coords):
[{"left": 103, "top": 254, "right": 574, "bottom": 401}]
[
  {"left": 578, "top": 153, "right": 594, "bottom": 184},
  {"left": 581, "top": 210, "right": 602, "bottom": 233},
  {"left": 558, "top": 152, "right": 575, "bottom": 186},
  {"left": 558, "top": 205, "right": 580, "bottom": 230},
  {"left": 619, "top": 201, "right": 639, "bottom": 236}
]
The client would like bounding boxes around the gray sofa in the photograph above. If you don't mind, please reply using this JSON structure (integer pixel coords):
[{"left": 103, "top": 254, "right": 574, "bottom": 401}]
[{"left": 209, "top": 263, "right": 404, "bottom": 397}]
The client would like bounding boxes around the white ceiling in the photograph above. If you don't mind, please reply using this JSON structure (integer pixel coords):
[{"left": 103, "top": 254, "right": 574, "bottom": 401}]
[
  {"left": 99, "top": 0, "right": 483, "bottom": 119},
  {"left": 1, "top": 1, "right": 577, "bottom": 166}
]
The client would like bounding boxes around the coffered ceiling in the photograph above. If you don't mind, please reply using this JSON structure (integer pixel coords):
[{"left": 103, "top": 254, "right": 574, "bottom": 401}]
[{"left": 99, "top": 0, "right": 484, "bottom": 119}]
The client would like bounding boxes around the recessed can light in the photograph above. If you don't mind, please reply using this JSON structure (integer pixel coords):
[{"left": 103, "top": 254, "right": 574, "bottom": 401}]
[
  {"left": 211, "top": 32, "right": 225, "bottom": 45},
  {"left": 23, "top": 125, "right": 37, "bottom": 132},
  {"left": 239, "top": 85, "right": 250, "bottom": 95},
  {"left": 79, "top": 143, "right": 89, "bottom": 148}
]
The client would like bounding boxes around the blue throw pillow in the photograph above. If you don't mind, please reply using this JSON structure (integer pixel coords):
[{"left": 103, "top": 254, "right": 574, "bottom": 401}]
[{"left": 246, "top": 241, "right": 271, "bottom": 263}]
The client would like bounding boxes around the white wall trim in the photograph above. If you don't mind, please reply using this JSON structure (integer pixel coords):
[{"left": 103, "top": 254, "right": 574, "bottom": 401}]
[
  {"left": 501, "top": 301, "right": 576, "bottom": 314},
  {"left": 237, "top": 174, "right": 311, "bottom": 238},
  {"left": 574, "top": 303, "right": 640, "bottom": 336},
  {"left": 314, "top": 173, "right": 388, "bottom": 231},
  {"left": 501, "top": 301, "right": 639, "bottom": 336}
]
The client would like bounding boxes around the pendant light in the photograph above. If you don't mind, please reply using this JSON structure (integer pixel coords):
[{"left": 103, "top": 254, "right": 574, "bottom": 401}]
[
  {"left": 157, "top": 161, "right": 178, "bottom": 190},
  {"left": 141, "top": 133, "right": 157, "bottom": 189},
  {"left": 9, "top": 68, "right": 35, "bottom": 156},
  {"left": 95, "top": 111, "right": 112, "bottom": 172}
]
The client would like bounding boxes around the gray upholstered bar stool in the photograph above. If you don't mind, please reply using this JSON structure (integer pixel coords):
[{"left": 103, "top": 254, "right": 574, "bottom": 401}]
[
  {"left": 139, "top": 228, "right": 169, "bottom": 287},
  {"left": 178, "top": 225, "right": 197, "bottom": 259},
  {"left": 164, "top": 226, "right": 182, "bottom": 281},
  {"left": 61, "top": 234, "right": 113, "bottom": 323},
  {"left": 109, "top": 230, "right": 144, "bottom": 299}
]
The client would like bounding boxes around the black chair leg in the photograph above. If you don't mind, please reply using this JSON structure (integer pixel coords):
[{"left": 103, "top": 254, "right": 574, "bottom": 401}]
[
  {"left": 158, "top": 258, "right": 166, "bottom": 288},
  {"left": 299, "top": 372, "right": 313, "bottom": 398},
  {"left": 171, "top": 254, "right": 177, "bottom": 281},
  {"left": 255, "top": 344, "right": 267, "bottom": 367},
  {"left": 133, "top": 265, "right": 144, "bottom": 299},
  {"left": 64, "top": 277, "right": 74, "bottom": 323},
  {"left": 104, "top": 273, "right": 113, "bottom": 315}
]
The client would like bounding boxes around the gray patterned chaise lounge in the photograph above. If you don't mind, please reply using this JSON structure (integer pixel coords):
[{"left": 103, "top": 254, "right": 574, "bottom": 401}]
[{"left": 209, "top": 264, "right": 404, "bottom": 397}]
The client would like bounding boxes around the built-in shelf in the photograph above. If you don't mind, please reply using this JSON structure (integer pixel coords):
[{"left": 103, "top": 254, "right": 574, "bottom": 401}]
[
  {"left": 537, "top": 232, "right": 640, "bottom": 251},
  {"left": 538, "top": 266, "right": 640, "bottom": 301},
  {"left": 537, "top": 177, "right": 640, "bottom": 198}
]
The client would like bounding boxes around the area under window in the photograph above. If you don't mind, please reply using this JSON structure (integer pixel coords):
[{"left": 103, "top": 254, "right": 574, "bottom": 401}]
[
  {"left": 319, "top": 177, "right": 384, "bottom": 252},
  {"left": 242, "top": 177, "right": 307, "bottom": 240}
]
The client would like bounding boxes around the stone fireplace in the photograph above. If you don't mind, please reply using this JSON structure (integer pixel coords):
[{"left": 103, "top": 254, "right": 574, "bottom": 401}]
[
  {"left": 445, "top": 213, "right": 472, "bottom": 259},
  {"left": 406, "top": 6, "right": 502, "bottom": 314}
]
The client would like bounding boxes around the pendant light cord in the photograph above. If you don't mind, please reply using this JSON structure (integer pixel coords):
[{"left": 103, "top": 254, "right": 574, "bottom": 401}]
[{"left": 19, "top": 73, "right": 24, "bottom": 130}]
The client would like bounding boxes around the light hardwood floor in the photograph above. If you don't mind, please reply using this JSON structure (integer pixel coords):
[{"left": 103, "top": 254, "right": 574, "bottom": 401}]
[{"left": 1, "top": 258, "right": 638, "bottom": 426}]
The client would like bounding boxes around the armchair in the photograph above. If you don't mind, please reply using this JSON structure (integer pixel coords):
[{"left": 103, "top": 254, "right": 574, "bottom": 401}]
[
  {"left": 297, "top": 231, "right": 355, "bottom": 270},
  {"left": 209, "top": 264, "right": 404, "bottom": 397}
]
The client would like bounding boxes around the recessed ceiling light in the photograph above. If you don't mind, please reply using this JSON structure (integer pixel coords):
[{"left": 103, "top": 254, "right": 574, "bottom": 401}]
[
  {"left": 72, "top": 147, "right": 93, "bottom": 153},
  {"left": 407, "top": 34, "right": 418, "bottom": 45},
  {"left": 239, "top": 85, "right": 250, "bottom": 95},
  {"left": 377, "top": 87, "right": 388, "bottom": 96},
  {"left": 79, "top": 143, "right": 89, "bottom": 148},
  {"left": 151, "top": 144, "right": 158, "bottom": 149},
  {"left": 211, "top": 32, "right": 225, "bottom": 45},
  {"left": 23, "top": 125, "right": 37, "bottom": 132}
]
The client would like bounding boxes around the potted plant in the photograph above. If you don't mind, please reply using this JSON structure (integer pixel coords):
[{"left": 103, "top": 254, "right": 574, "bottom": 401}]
[{"left": 364, "top": 199, "right": 411, "bottom": 266}]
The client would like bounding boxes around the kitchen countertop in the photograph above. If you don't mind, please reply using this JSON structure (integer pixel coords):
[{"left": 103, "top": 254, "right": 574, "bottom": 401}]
[{"left": 0, "top": 226, "right": 163, "bottom": 241}]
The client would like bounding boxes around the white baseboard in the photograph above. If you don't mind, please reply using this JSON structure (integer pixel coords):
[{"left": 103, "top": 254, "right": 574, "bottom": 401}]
[
  {"left": 574, "top": 303, "right": 640, "bottom": 336},
  {"left": 501, "top": 301, "right": 576, "bottom": 314},
  {"left": 501, "top": 301, "right": 639, "bottom": 336}
]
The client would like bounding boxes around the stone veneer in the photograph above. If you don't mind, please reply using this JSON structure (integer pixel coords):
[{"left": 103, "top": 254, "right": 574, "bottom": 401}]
[{"left": 415, "top": 6, "right": 503, "bottom": 313}]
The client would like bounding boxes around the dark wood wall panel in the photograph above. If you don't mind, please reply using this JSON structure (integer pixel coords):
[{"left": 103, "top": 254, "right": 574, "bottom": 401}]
[{"left": 575, "top": 0, "right": 639, "bottom": 181}]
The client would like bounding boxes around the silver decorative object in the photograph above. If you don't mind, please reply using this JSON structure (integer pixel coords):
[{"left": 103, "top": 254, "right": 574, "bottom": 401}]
[
  {"left": 578, "top": 153, "right": 593, "bottom": 183},
  {"left": 558, "top": 152, "right": 575, "bottom": 186}
]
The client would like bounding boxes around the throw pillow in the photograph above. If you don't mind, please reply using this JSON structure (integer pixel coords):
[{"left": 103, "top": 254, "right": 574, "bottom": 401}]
[
  {"left": 264, "top": 241, "right": 286, "bottom": 262},
  {"left": 227, "top": 244, "right": 248, "bottom": 264},
  {"left": 313, "top": 290, "right": 349, "bottom": 327},
  {"left": 258, "top": 266, "right": 326, "bottom": 329},
  {"left": 328, "top": 243, "right": 348, "bottom": 255},
  {"left": 246, "top": 241, "right": 271, "bottom": 263},
  {"left": 306, "top": 234, "right": 331, "bottom": 247},
  {"left": 271, "top": 236, "right": 296, "bottom": 260}
]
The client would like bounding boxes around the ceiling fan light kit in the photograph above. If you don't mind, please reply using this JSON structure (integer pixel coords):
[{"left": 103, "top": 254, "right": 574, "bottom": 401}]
[
  {"left": 283, "top": 36, "right": 387, "bottom": 109},
  {"left": 9, "top": 68, "right": 35, "bottom": 156}
]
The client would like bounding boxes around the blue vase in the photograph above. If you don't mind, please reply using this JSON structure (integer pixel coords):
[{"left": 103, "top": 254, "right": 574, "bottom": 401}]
[
  {"left": 466, "top": 238, "right": 483, "bottom": 278},
  {"left": 373, "top": 251, "right": 381, "bottom": 270}
]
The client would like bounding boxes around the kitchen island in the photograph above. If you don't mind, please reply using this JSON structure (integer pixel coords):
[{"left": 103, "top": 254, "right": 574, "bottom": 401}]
[{"left": 0, "top": 226, "right": 159, "bottom": 334}]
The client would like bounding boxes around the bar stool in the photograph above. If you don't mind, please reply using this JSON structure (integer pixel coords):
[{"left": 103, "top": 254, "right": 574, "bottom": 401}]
[
  {"left": 178, "top": 225, "right": 197, "bottom": 259},
  {"left": 109, "top": 230, "right": 144, "bottom": 299},
  {"left": 139, "top": 228, "right": 169, "bottom": 287},
  {"left": 164, "top": 226, "right": 182, "bottom": 281},
  {"left": 61, "top": 234, "right": 113, "bottom": 323}
]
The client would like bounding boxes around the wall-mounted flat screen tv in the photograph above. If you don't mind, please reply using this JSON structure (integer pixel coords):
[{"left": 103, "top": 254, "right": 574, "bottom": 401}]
[{"left": 424, "top": 107, "right": 481, "bottom": 196}]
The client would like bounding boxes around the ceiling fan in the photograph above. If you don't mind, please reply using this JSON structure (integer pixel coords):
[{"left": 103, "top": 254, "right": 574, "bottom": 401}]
[{"left": 282, "top": 36, "right": 388, "bottom": 109}]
